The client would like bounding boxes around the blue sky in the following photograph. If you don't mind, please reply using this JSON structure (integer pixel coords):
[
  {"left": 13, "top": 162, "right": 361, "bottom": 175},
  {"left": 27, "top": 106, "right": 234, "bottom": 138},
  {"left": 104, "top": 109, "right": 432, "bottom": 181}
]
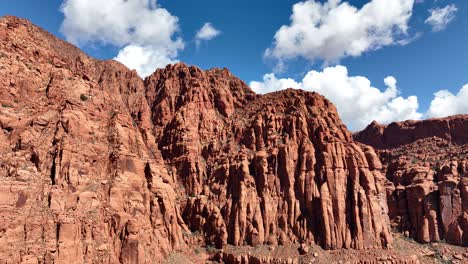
[{"left": 1, "top": 0, "right": 467, "bottom": 130}]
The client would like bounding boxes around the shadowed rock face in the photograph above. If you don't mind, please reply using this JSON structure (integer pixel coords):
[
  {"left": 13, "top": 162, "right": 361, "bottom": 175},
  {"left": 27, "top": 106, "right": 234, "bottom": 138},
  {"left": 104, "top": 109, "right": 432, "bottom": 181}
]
[
  {"left": 355, "top": 119, "right": 468, "bottom": 247},
  {"left": 0, "top": 16, "right": 392, "bottom": 263}
]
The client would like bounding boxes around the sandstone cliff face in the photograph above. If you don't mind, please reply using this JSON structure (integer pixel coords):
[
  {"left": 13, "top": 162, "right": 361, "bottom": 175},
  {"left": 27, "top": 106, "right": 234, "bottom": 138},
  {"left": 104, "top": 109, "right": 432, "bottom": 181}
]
[
  {"left": 163, "top": 87, "right": 393, "bottom": 250},
  {"left": 355, "top": 119, "right": 468, "bottom": 247},
  {"left": 0, "top": 16, "right": 188, "bottom": 264},
  {"left": 0, "top": 16, "right": 392, "bottom": 263}
]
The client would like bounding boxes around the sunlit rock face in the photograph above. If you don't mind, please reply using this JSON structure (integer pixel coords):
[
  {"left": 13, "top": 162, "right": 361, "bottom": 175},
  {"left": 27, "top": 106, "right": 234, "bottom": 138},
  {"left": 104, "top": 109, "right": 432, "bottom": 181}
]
[{"left": 0, "top": 16, "right": 393, "bottom": 263}]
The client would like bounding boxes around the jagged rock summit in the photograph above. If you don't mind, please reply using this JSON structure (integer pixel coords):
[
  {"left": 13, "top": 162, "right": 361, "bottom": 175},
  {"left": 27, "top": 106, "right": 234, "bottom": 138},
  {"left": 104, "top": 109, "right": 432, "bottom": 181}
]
[{"left": 0, "top": 15, "right": 396, "bottom": 263}]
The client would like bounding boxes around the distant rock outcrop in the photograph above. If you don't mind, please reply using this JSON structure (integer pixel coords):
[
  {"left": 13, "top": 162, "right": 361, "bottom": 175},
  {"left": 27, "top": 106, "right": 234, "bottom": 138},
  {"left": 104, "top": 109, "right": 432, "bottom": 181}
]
[
  {"left": 355, "top": 118, "right": 468, "bottom": 247},
  {"left": 0, "top": 16, "right": 393, "bottom": 263},
  {"left": 354, "top": 116, "right": 468, "bottom": 149}
]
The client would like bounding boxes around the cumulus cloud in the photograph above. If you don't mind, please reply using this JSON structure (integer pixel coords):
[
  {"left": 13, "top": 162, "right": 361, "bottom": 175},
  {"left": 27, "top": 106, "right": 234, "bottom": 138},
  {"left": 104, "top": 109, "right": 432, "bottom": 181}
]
[
  {"left": 60, "top": 0, "right": 184, "bottom": 77},
  {"left": 195, "top": 23, "right": 221, "bottom": 47},
  {"left": 265, "top": 0, "right": 415, "bottom": 68},
  {"left": 427, "top": 85, "right": 468, "bottom": 118},
  {"left": 250, "top": 65, "right": 423, "bottom": 131},
  {"left": 425, "top": 4, "right": 458, "bottom": 32},
  {"left": 114, "top": 45, "right": 178, "bottom": 78}
]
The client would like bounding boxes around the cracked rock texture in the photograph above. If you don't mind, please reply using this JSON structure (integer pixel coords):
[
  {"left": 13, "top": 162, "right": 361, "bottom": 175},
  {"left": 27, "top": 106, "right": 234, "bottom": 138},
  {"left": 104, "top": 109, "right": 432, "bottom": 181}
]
[{"left": 0, "top": 16, "right": 393, "bottom": 263}]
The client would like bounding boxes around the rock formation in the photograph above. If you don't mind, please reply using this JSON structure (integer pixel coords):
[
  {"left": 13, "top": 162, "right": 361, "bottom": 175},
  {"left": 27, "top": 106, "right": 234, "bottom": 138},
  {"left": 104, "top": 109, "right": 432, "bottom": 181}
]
[
  {"left": 0, "top": 16, "right": 395, "bottom": 263},
  {"left": 355, "top": 119, "right": 468, "bottom": 247},
  {"left": 145, "top": 66, "right": 392, "bottom": 250},
  {"left": 0, "top": 16, "right": 188, "bottom": 263},
  {"left": 354, "top": 116, "right": 468, "bottom": 150}
]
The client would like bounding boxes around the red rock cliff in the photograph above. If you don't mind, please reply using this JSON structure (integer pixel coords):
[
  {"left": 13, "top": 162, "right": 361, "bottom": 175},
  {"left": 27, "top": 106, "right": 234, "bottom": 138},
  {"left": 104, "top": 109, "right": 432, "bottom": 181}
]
[
  {"left": 0, "top": 16, "right": 188, "bottom": 264},
  {"left": 0, "top": 16, "right": 392, "bottom": 263},
  {"left": 355, "top": 118, "right": 468, "bottom": 247}
]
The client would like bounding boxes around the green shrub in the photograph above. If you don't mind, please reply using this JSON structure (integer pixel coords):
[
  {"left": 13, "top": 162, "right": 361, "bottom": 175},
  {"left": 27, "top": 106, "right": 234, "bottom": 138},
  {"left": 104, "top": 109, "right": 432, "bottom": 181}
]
[
  {"left": 206, "top": 245, "right": 218, "bottom": 254},
  {"left": 80, "top": 94, "right": 88, "bottom": 101}
]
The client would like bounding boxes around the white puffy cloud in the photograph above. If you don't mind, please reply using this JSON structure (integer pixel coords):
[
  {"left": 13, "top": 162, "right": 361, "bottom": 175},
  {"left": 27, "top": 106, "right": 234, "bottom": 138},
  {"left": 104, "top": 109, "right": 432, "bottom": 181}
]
[
  {"left": 114, "top": 44, "right": 178, "bottom": 78},
  {"left": 425, "top": 4, "right": 457, "bottom": 32},
  {"left": 265, "top": 0, "right": 415, "bottom": 67},
  {"left": 195, "top": 23, "right": 221, "bottom": 47},
  {"left": 250, "top": 65, "right": 423, "bottom": 131},
  {"left": 60, "top": 0, "right": 184, "bottom": 77},
  {"left": 427, "top": 85, "right": 468, "bottom": 118}
]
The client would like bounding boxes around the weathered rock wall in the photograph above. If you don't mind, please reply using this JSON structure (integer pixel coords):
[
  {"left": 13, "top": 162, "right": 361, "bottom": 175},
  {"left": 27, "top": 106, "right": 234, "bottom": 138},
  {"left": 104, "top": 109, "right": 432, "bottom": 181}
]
[{"left": 0, "top": 16, "right": 393, "bottom": 263}]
